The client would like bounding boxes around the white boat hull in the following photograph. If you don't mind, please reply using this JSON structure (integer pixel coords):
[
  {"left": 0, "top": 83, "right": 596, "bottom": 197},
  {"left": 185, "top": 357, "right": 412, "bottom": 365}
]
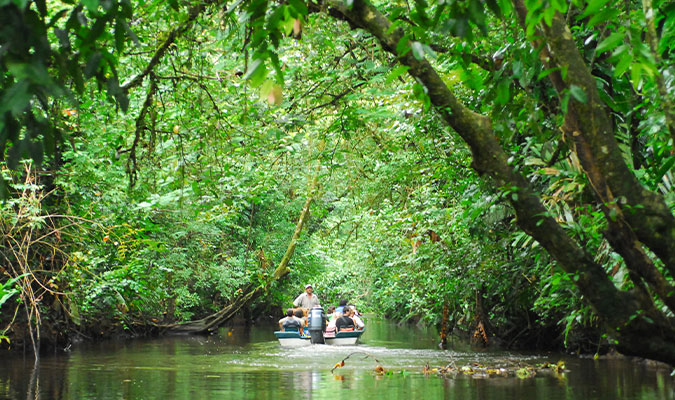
[
  {"left": 277, "top": 336, "right": 311, "bottom": 348},
  {"left": 324, "top": 336, "right": 359, "bottom": 345},
  {"left": 275, "top": 329, "right": 365, "bottom": 347}
]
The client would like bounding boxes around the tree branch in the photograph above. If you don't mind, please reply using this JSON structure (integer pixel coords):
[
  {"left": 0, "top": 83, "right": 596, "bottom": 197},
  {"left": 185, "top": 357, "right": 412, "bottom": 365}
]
[
  {"left": 121, "top": 1, "right": 219, "bottom": 91},
  {"left": 526, "top": 3, "right": 675, "bottom": 275}
]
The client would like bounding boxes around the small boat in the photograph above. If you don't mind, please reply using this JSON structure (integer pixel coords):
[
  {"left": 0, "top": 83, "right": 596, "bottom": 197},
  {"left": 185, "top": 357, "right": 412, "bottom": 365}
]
[{"left": 274, "top": 329, "right": 365, "bottom": 347}]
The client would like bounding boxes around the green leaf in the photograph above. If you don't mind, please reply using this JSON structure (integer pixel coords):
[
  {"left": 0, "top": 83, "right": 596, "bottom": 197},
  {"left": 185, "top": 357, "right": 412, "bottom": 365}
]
[
  {"left": 119, "top": 0, "right": 132, "bottom": 17},
  {"left": 266, "top": 5, "right": 286, "bottom": 31},
  {"left": 496, "top": 79, "right": 510, "bottom": 105},
  {"left": 259, "top": 80, "right": 274, "bottom": 99},
  {"left": 587, "top": 8, "right": 619, "bottom": 29},
  {"left": 243, "top": 58, "right": 268, "bottom": 87},
  {"left": 84, "top": 51, "right": 102, "bottom": 78},
  {"left": 561, "top": 92, "right": 570, "bottom": 113},
  {"left": 595, "top": 32, "right": 624, "bottom": 54},
  {"left": 396, "top": 35, "right": 412, "bottom": 57},
  {"left": 537, "top": 67, "right": 559, "bottom": 81},
  {"left": 569, "top": 85, "right": 587, "bottom": 103},
  {"left": 106, "top": 76, "right": 129, "bottom": 112},
  {"left": 11, "top": 0, "right": 28, "bottom": 8},
  {"left": 550, "top": 0, "right": 567, "bottom": 13},
  {"left": 411, "top": 41, "right": 425, "bottom": 60},
  {"left": 288, "top": 0, "right": 308, "bottom": 16},
  {"left": 580, "top": 0, "right": 610, "bottom": 19},
  {"left": 269, "top": 52, "right": 284, "bottom": 85},
  {"left": 412, "top": 0, "right": 431, "bottom": 27},
  {"left": 123, "top": 20, "right": 140, "bottom": 47},
  {"left": 0, "top": 80, "right": 32, "bottom": 116},
  {"left": 115, "top": 19, "right": 126, "bottom": 51},
  {"left": 655, "top": 157, "right": 675, "bottom": 183},
  {"left": 0, "top": 292, "right": 18, "bottom": 308},
  {"left": 485, "top": 0, "right": 502, "bottom": 18},
  {"left": 81, "top": 0, "right": 99, "bottom": 13},
  {"left": 385, "top": 65, "right": 410, "bottom": 84},
  {"left": 468, "top": 0, "right": 486, "bottom": 32},
  {"left": 8, "top": 62, "right": 53, "bottom": 87},
  {"left": 613, "top": 52, "right": 632, "bottom": 77},
  {"left": 543, "top": 6, "right": 555, "bottom": 26},
  {"left": 84, "top": 16, "right": 108, "bottom": 45},
  {"left": 630, "top": 63, "right": 642, "bottom": 89},
  {"left": 68, "top": 59, "right": 85, "bottom": 94}
]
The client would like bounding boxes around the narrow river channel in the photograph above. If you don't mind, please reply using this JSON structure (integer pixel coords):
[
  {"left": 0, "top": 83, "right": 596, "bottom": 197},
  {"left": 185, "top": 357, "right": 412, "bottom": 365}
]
[{"left": 1, "top": 318, "right": 672, "bottom": 399}]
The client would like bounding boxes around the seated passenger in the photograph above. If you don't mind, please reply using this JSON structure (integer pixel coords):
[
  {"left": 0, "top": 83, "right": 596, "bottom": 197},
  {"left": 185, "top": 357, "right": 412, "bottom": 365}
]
[
  {"left": 326, "top": 306, "right": 338, "bottom": 322},
  {"left": 348, "top": 306, "right": 365, "bottom": 330},
  {"left": 279, "top": 308, "right": 304, "bottom": 334},
  {"left": 335, "top": 308, "right": 355, "bottom": 332},
  {"left": 336, "top": 299, "right": 348, "bottom": 314},
  {"left": 294, "top": 308, "right": 308, "bottom": 327}
]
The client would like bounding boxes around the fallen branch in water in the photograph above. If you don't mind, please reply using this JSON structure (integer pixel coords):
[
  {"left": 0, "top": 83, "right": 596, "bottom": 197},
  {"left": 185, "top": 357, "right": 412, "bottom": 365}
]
[{"left": 331, "top": 351, "right": 385, "bottom": 374}]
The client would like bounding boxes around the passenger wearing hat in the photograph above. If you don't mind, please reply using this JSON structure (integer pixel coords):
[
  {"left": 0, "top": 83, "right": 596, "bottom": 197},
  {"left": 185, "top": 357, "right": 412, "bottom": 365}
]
[{"left": 293, "top": 284, "right": 321, "bottom": 309}]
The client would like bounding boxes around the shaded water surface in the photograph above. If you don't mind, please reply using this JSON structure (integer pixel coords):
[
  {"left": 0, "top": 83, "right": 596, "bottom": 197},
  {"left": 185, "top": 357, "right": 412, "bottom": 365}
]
[{"left": 0, "top": 318, "right": 672, "bottom": 399}]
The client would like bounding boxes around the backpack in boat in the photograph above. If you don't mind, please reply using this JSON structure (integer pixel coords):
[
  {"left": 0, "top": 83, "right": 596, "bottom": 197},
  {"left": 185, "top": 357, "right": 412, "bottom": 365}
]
[{"left": 282, "top": 317, "right": 302, "bottom": 331}]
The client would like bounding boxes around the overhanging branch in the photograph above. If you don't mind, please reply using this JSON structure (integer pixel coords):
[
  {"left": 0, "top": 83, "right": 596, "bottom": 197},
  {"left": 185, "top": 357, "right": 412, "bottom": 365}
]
[{"left": 121, "top": 0, "right": 221, "bottom": 91}]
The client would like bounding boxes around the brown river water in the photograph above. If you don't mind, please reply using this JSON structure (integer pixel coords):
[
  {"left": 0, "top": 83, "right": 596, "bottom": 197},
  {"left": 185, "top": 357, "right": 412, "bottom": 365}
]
[{"left": 0, "top": 317, "right": 672, "bottom": 399}]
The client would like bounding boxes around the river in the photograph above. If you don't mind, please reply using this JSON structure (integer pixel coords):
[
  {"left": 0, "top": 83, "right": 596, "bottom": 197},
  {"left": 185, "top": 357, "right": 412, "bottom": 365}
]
[{"left": 0, "top": 318, "right": 672, "bottom": 399}]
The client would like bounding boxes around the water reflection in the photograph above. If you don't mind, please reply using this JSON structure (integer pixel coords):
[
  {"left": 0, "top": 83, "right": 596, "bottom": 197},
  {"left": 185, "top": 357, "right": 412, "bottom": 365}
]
[{"left": 0, "top": 318, "right": 672, "bottom": 399}]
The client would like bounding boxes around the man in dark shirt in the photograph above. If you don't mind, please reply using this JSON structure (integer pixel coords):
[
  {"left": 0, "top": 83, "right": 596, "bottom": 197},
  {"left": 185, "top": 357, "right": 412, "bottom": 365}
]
[{"left": 335, "top": 307, "right": 355, "bottom": 331}]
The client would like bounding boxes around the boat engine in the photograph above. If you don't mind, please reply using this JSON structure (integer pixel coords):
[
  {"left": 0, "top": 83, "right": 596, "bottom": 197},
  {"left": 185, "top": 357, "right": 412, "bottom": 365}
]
[{"left": 308, "top": 306, "right": 327, "bottom": 344}]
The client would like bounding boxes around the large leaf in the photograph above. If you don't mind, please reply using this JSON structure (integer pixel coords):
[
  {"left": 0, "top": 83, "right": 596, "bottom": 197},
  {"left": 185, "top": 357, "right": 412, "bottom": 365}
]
[{"left": 243, "top": 58, "right": 268, "bottom": 87}]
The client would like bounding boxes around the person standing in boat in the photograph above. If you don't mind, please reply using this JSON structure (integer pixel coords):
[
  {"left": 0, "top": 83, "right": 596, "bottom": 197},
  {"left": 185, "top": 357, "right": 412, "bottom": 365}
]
[{"left": 293, "top": 284, "right": 321, "bottom": 309}]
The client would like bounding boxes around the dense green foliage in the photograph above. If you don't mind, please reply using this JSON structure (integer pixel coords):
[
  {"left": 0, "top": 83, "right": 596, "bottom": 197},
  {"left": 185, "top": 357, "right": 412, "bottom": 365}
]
[{"left": 1, "top": 0, "right": 674, "bottom": 362}]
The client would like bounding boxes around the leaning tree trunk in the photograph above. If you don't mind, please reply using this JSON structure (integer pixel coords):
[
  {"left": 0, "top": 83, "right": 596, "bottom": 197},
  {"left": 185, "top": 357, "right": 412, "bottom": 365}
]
[
  {"left": 512, "top": 1, "right": 675, "bottom": 276},
  {"left": 511, "top": 0, "right": 675, "bottom": 315},
  {"left": 324, "top": 0, "right": 675, "bottom": 365},
  {"left": 156, "top": 174, "right": 319, "bottom": 334}
]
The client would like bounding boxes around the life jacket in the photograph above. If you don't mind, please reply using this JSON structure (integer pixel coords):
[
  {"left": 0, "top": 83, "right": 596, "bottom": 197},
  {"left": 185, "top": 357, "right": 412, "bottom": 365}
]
[{"left": 336, "top": 316, "right": 355, "bottom": 331}]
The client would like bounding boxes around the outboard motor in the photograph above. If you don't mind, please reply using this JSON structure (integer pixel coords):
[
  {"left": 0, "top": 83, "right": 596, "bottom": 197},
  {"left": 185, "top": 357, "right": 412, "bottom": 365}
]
[{"left": 308, "top": 306, "right": 327, "bottom": 344}]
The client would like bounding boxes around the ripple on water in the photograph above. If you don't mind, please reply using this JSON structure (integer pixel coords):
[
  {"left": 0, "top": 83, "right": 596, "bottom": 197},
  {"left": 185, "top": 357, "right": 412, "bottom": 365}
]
[{"left": 226, "top": 340, "right": 548, "bottom": 373}]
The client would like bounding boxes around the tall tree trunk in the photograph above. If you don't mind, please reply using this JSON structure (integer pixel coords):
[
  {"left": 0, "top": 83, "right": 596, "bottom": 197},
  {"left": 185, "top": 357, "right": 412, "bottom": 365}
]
[{"left": 324, "top": 0, "right": 675, "bottom": 365}]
